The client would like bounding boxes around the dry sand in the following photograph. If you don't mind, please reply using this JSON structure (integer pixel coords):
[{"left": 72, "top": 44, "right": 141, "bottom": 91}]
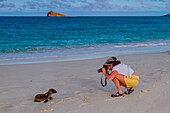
[{"left": 0, "top": 52, "right": 170, "bottom": 113}]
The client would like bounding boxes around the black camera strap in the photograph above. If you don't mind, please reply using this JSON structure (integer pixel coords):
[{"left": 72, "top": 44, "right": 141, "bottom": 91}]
[{"left": 101, "top": 74, "right": 107, "bottom": 87}]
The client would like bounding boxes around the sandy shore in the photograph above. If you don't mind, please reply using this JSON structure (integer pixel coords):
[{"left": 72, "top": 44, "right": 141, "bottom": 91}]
[{"left": 0, "top": 52, "right": 170, "bottom": 113}]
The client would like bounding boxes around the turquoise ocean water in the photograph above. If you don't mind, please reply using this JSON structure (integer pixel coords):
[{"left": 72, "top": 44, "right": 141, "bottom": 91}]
[{"left": 0, "top": 16, "right": 170, "bottom": 65}]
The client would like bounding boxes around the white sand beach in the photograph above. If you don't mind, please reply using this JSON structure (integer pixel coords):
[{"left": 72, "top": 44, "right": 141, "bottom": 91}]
[{"left": 0, "top": 52, "right": 170, "bottom": 113}]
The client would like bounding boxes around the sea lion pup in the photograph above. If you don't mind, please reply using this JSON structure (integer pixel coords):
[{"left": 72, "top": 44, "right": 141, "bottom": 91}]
[{"left": 34, "top": 89, "right": 57, "bottom": 103}]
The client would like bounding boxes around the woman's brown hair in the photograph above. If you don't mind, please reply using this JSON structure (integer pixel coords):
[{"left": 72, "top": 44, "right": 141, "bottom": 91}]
[{"left": 113, "top": 60, "right": 121, "bottom": 67}]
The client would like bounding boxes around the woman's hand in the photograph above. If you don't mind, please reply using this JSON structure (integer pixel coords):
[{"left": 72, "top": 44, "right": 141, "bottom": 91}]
[{"left": 102, "top": 67, "right": 106, "bottom": 75}]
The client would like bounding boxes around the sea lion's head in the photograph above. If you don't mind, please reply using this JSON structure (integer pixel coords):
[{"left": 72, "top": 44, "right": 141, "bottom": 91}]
[{"left": 49, "top": 89, "right": 57, "bottom": 93}]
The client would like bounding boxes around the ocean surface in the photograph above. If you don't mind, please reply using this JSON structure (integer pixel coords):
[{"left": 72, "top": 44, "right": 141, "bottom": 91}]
[{"left": 0, "top": 16, "right": 170, "bottom": 65}]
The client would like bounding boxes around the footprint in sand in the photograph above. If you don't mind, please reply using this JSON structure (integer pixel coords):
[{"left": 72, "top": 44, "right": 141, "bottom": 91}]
[
  {"left": 48, "top": 101, "right": 56, "bottom": 105},
  {"left": 153, "top": 84, "right": 160, "bottom": 88},
  {"left": 91, "top": 91, "right": 97, "bottom": 94},
  {"left": 0, "top": 102, "right": 8, "bottom": 105},
  {"left": 74, "top": 91, "right": 81, "bottom": 94},
  {"left": 155, "top": 75, "right": 164, "bottom": 81},
  {"left": 39, "top": 108, "right": 54, "bottom": 113},
  {"left": 79, "top": 103, "right": 89, "bottom": 107},
  {"left": 166, "top": 81, "right": 170, "bottom": 84},
  {"left": 79, "top": 96, "right": 90, "bottom": 107},
  {"left": 105, "top": 98, "right": 117, "bottom": 102},
  {"left": 81, "top": 96, "right": 90, "bottom": 103},
  {"left": 141, "top": 89, "right": 150, "bottom": 93}
]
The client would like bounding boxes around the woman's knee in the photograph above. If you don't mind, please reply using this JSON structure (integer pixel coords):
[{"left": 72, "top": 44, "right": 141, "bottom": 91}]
[{"left": 115, "top": 74, "right": 122, "bottom": 79}]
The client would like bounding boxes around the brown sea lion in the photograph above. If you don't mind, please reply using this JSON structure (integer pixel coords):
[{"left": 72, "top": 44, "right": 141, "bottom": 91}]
[{"left": 34, "top": 89, "right": 57, "bottom": 103}]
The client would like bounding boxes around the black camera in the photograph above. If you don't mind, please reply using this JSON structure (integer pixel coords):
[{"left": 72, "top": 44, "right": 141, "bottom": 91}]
[
  {"left": 97, "top": 68, "right": 102, "bottom": 73},
  {"left": 97, "top": 65, "right": 108, "bottom": 73}
]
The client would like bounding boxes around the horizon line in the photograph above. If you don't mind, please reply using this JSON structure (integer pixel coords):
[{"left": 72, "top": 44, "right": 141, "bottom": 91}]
[{"left": 0, "top": 15, "right": 167, "bottom": 17}]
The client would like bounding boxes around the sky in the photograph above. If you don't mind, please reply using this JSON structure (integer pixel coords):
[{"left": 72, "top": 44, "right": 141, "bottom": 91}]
[{"left": 0, "top": 0, "right": 169, "bottom": 16}]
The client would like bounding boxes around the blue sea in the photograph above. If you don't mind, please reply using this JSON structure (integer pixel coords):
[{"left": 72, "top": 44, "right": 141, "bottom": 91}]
[{"left": 0, "top": 16, "right": 170, "bottom": 65}]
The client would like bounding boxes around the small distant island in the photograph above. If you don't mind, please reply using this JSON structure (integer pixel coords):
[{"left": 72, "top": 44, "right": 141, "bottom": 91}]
[
  {"left": 163, "top": 14, "right": 170, "bottom": 16},
  {"left": 47, "top": 11, "right": 67, "bottom": 17}
]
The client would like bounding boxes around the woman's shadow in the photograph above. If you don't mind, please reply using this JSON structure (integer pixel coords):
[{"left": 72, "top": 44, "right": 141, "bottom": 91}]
[{"left": 74, "top": 76, "right": 117, "bottom": 94}]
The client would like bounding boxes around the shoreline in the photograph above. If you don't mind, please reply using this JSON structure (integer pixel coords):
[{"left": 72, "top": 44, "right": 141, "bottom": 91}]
[
  {"left": 0, "top": 51, "right": 170, "bottom": 113},
  {"left": 0, "top": 44, "right": 170, "bottom": 66}
]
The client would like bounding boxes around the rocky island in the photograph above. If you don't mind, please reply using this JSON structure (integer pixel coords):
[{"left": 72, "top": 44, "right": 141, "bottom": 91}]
[
  {"left": 163, "top": 14, "right": 170, "bottom": 16},
  {"left": 47, "top": 11, "right": 67, "bottom": 17}
]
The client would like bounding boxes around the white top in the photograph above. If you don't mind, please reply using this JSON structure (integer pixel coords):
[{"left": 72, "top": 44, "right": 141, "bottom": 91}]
[{"left": 112, "top": 63, "right": 134, "bottom": 78}]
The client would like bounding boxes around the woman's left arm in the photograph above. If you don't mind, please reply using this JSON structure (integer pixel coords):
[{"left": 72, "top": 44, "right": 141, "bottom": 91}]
[{"left": 102, "top": 68, "right": 117, "bottom": 81}]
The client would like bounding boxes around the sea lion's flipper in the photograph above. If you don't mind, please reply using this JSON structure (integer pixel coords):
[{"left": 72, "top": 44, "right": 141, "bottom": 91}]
[
  {"left": 49, "top": 97, "right": 53, "bottom": 100},
  {"left": 44, "top": 98, "right": 48, "bottom": 103}
]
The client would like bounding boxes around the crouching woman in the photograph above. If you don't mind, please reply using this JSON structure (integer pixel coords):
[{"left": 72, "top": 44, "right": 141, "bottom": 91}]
[{"left": 102, "top": 57, "right": 139, "bottom": 97}]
